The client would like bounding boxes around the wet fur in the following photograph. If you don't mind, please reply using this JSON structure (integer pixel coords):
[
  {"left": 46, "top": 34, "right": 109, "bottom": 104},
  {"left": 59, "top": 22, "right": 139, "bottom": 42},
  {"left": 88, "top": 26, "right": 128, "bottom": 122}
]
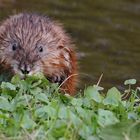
[{"left": 0, "top": 13, "right": 78, "bottom": 95}]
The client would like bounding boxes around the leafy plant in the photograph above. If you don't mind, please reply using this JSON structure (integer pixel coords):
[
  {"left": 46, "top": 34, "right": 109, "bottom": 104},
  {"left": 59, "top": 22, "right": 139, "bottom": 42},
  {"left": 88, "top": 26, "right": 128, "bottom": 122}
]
[{"left": 0, "top": 76, "right": 139, "bottom": 140}]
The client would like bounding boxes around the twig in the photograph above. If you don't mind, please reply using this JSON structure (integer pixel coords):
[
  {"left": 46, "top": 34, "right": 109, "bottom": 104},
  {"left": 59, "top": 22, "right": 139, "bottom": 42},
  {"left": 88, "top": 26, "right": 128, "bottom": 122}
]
[{"left": 96, "top": 73, "right": 103, "bottom": 86}]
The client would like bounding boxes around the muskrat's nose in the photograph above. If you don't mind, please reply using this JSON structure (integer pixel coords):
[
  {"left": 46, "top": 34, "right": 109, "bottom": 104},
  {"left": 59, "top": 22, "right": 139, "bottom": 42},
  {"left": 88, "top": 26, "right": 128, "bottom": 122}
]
[
  {"left": 20, "top": 65, "right": 31, "bottom": 75},
  {"left": 21, "top": 69, "right": 30, "bottom": 75}
]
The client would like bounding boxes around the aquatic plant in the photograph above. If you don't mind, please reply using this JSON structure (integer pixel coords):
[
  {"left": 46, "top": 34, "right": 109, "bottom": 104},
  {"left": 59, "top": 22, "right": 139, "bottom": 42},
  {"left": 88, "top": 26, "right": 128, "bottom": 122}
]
[{"left": 0, "top": 75, "right": 139, "bottom": 140}]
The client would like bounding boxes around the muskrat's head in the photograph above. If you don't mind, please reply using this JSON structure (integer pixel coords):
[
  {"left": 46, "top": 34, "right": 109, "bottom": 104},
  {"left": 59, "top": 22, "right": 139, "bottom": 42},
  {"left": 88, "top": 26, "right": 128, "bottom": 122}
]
[{"left": 0, "top": 13, "right": 74, "bottom": 81}]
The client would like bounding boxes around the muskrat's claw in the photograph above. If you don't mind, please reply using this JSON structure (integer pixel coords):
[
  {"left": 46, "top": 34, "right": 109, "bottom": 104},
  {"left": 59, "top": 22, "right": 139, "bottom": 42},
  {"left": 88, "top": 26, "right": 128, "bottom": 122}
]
[
  {"left": 47, "top": 75, "right": 65, "bottom": 84},
  {"left": 59, "top": 76, "right": 65, "bottom": 84}
]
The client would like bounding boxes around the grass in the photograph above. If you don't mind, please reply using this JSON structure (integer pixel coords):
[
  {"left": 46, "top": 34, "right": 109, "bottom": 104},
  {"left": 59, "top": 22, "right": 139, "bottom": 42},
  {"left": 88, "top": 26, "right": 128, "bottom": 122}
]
[{"left": 0, "top": 74, "right": 139, "bottom": 140}]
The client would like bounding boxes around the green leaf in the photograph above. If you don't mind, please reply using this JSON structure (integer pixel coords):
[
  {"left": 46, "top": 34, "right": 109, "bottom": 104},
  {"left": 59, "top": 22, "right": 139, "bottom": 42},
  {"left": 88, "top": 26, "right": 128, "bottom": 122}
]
[
  {"left": 98, "top": 109, "right": 119, "bottom": 127},
  {"left": 124, "top": 79, "right": 136, "bottom": 85},
  {"left": 31, "top": 72, "right": 45, "bottom": 79},
  {"left": 76, "top": 107, "right": 91, "bottom": 123},
  {"left": 35, "top": 106, "right": 47, "bottom": 118},
  {"left": 35, "top": 93, "right": 49, "bottom": 103},
  {"left": 69, "top": 110, "right": 82, "bottom": 128},
  {"left": 103, "top": 87, "right": 121, "bottom": 106},
  {"left": 100, "top": 121, "right": 140, "bottom": 140},
  {"left": 84, "top": 86, "right": 102, "bottom": 103},
  {"left": 18, "top": 80, "right": 29, "bottom": 93},
  {"left": 79, "top": 124, "right": 93, "bottom": 139},
  {"left": 128, "top": 112, "right": 138, "bottom": 120},
  {"left": 12, "top": 94, "right": 32, "bottom": 108},
  {"left": 35, "top": 106, "right": 56, "bottom": 118},
  {"left": 31, "top": 79, "right": 42, "bottom": 88},
  {"left": 30, "top": 87, "right": 42, "bottom": 95},
  {"left": 21, "top": 111, "right": 36, "bottom": 129},
  {"left": 0, "top": 96, "right": 13, "bottom": 111},
  {"left": 83, "top": 97, "right": 91, "bottom": 108},
  {"left": 58, "top": 106, "right": 68, "bottom": 119},
  {"left": 71, "top": 98, "right": 83, "bottom": 106},
  {"left": 1, "top": 82, "right": 16, "bottom": 90},
  {"left": 11, "top": 75, "right": 20, "bottom": 84},
  {"left": 51, "top": 120, "right": 67, "bottom": 138},
  {"left": 87, "top": 136, "right": 100, "bottom": 140},
  {"left": 59, "top": 93, "right": 72, "bottom": 103}
]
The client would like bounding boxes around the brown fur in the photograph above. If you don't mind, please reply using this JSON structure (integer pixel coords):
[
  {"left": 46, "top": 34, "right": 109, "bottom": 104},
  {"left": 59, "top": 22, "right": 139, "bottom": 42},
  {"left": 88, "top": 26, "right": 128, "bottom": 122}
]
[{"left": 0, "top": 13, "right": 78, "bottom": 95}]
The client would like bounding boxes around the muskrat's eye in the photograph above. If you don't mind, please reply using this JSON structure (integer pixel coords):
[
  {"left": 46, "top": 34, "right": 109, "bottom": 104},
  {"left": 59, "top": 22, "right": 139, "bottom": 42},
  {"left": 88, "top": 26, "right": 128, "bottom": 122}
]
[
  {"left": 38, "top": 46, "right": 43, "bottom": 52},
  {"left": 12, "top": 44, "right": 18, "bottom": 51}
]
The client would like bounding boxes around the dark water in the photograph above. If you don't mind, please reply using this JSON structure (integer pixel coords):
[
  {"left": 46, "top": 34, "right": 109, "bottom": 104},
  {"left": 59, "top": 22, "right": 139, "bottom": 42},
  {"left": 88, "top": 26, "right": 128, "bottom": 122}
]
[{"left": 0, "top": 0, "right": 140, "bottom": 90}]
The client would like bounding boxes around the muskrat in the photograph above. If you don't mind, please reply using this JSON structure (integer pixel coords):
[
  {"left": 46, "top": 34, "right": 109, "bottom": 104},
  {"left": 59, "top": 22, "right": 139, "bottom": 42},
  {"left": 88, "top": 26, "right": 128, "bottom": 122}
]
[{"left": 0, "top": 13, "right": 78, "bottom": 95}]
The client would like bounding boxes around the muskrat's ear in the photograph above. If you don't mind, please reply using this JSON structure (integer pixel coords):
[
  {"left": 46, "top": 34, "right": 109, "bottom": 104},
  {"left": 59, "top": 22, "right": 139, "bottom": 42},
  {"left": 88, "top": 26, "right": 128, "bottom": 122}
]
[
  {"left": 57, "top": 45, "right": 64, "bottom": 49},
  {"left": 58, "top": 45, "right": 71, "bottom": 51}
]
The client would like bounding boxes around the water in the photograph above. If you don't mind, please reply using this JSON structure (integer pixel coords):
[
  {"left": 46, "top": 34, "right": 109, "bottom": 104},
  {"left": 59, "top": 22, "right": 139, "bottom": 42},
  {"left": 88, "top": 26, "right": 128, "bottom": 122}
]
[{"left": 0, "top": 0, "right": 140, "bottom": 90}]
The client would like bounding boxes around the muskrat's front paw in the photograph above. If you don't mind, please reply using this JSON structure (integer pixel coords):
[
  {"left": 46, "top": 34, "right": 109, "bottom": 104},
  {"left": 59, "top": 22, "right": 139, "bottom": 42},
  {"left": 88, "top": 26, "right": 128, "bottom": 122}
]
[{"left": 47, "top": 75, "right": 65, "bottom": 84}]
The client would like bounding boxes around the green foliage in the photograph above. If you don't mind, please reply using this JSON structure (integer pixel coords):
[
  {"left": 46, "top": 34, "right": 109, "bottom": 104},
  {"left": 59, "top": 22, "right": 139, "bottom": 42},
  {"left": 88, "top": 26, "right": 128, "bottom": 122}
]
[
  {"left": 124, "top": 79, "right": 137, "bottom": 85},
  {"left": 0, "top": 75, "right": 139, "bottom": 140},
  {"left": 103, "top": 87, "right": 121, "bottom": 106}
]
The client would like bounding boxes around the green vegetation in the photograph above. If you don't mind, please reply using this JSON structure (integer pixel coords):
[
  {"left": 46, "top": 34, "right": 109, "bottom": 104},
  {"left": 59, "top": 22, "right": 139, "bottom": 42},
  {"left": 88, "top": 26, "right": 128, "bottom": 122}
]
[{"left": 0, "top": 75, "right": 139, "bottom": 140}]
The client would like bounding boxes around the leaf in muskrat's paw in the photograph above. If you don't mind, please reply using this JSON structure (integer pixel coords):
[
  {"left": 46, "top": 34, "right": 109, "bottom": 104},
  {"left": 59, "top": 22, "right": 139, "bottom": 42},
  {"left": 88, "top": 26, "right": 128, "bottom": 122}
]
[{"left": 25, "top": 73, "right": 49, "bottom": 86}]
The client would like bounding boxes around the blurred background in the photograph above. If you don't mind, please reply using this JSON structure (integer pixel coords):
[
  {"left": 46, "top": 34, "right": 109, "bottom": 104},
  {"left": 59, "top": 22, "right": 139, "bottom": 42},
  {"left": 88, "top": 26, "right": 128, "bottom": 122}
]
[{"left": 0, "top": 0, "right": 140, "bottom": 90}]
